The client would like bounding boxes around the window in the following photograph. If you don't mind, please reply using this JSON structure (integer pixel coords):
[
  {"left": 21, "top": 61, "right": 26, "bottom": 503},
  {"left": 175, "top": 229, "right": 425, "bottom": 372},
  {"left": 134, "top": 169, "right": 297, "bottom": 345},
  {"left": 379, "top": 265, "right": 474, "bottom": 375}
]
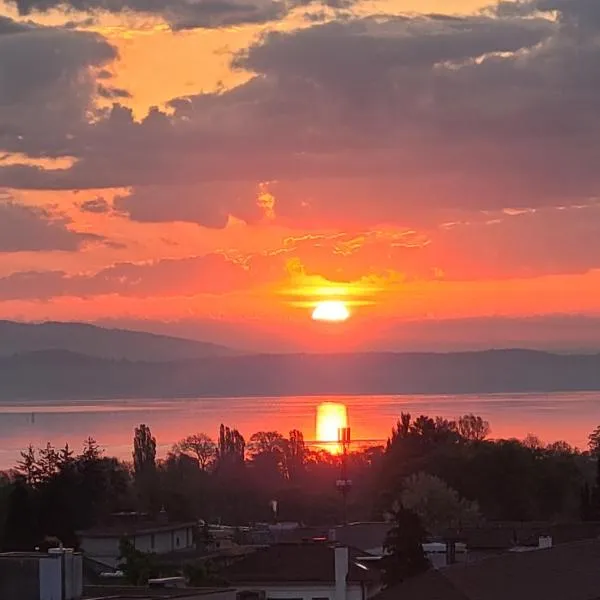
[{"left": 176, "top": 536, "right": 180, "bottom": 547}]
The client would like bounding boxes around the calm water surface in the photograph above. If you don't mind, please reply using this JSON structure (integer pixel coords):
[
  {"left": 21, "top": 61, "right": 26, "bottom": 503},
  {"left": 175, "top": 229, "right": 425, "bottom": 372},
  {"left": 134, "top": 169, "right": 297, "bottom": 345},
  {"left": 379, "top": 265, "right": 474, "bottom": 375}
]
[{"left": 0, "top": 392, "right": 599, "bottom": 468}]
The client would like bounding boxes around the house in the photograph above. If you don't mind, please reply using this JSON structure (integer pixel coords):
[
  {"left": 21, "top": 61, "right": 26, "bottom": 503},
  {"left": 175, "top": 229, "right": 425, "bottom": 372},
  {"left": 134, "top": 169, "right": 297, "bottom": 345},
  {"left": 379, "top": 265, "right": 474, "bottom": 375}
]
[
  {"left": 376, "top": 537, "right": 600, "bottom": 600},
  {"left": 441, "top": 521, "right": 600, "bottom": 552},
  {"left": 78, "top": 516, "right": 196, "bottom": 568},
  {"left": 328, "top": 523, "right": 392, "bottom": 556},
  {"left": 218, "top": 541, "right": 382, "bottom": 600},
  {"left": 83, "top": 586, "right": 237, "bottom": 600},
  {"left": 0, "top": 548, "right": 83, "bottom": 600}
]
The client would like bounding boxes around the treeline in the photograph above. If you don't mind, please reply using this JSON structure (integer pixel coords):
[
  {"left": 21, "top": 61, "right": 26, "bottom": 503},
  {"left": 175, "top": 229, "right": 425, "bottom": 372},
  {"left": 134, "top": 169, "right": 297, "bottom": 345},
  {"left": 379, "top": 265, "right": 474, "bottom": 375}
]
[{"left": 1, "top": 414, "right": 599, "bottom": 551}]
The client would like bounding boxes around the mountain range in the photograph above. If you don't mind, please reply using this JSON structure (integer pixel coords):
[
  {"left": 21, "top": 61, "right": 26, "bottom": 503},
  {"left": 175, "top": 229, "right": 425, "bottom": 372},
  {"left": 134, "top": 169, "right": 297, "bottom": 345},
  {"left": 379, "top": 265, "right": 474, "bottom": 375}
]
[
  {"left": 1, "top": 320, "right": 600, "bottom": 400},
  {"left": 0, "top": 320, "right": 235, "bottom": 361}
]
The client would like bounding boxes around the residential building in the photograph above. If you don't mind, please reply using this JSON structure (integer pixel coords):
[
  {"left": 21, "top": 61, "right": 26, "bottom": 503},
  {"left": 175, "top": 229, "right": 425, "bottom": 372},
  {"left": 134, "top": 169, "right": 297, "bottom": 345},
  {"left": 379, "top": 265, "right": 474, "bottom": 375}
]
[
  {"left": 328, "top": 523, "right": 392, "bottom": 557},
  {"left": 78, "top": 517, "right": 196, "bottom": 568},
  {"left": 376, "top": 537, "right": 600, "bottom": 600},
  {"left": 0, "top": 549, "right": 83, "bottom": 600},
  {"left": 83, "top": 586, "right": 236, "bottom": 600},
  {"left": 219, "top": 541, "right": 382, "bottom": 600}
]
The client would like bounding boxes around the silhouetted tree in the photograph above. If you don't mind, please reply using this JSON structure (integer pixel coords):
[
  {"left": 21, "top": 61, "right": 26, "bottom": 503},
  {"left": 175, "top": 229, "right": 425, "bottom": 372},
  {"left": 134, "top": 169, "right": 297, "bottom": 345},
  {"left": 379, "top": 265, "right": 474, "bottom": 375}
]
[
  {"left": 400, "top": 472, "right": 482, "bottom": 535},
  {"left": 216, "top": 424, "right": 245, "bottom": 471},
  {"left": 16, "top": 445, "right": 42, "bottom": 486},
  {"left": 581, "top": 482, "right": 592, "bottom": 521},
  {"left": 82, "top": 437, "right": 102, "bottom": 462},
  {"left": 248, "top": 431, "right": 286, "bottom": 457},
  {"left": 3, "top": 412, "right": 589, "bottom": 534},
  {"left": 160, "top": 452, "right": 209, "bottom": 521},
  {"left": 58, "top": 443, "right": 75, "bottom": 468},
  {"left": 588, "top": 425, "right": 600, "bottom": 456},
  {"left": 2, "top": 479, "right": 37, "bottom": 551},
  {"left": 119, "top": 537, "right": 158, "bottom": 585},
  {"left": 381, "top": 506, "right": 429, "bottom": 586},
  {"left": 133, "top": 425, "right": 158, "bottom": 513},
  {"left": 523, "top": 433, "right": 544, "bottom": 451},
  {"left": 0, "top": 474, "right": 11, "bottom": 549},
  {"left": 174, "top": 434, "right": 216, "bottom": 471},
  {"left": 248, "top": 431, "right": 287, "bottom": 477},
  {"left": 133, "top": 425, "right": 156, "bottom": 477},
  {"left": 38, "top": 443, "right": 60, "bottom": 481},
  {"left": 285, "top": 429, "right": 307, "bottom": 482},
  {"left": 458, "top": 414, "right": 491, "bottom": 441}
]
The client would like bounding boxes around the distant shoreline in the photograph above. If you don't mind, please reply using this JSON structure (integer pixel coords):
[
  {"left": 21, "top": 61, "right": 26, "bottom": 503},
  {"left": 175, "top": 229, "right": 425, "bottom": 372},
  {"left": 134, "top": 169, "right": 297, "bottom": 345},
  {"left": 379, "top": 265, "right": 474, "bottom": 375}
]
[
  {"left": 2, "top": 348, "right": 600, "bottom": 401},
  {"left": 3, "top": 389, "right": 600, "bottom": 405}
]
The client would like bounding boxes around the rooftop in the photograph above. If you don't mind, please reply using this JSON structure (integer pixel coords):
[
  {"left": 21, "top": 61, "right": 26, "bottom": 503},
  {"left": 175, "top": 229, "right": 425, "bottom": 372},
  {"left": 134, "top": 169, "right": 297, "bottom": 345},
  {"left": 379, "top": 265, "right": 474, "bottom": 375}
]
[
  {"left": 79, "top": 521, "right": 196, "bottom": 539},
  {"left": 377, "top": 538, "right": 600, "bottom": 600},
  {"left": 441, "top": 521, "right": 600, "bottom": 550},
  {"left": 330, "top": 522, "right": 392, "bottom": 553},
  {"left": 219, "top": 542, "right": 380, "bottom": 586},
  {"left": 83, "top": 586, "right": 235, "bottom": 600}
]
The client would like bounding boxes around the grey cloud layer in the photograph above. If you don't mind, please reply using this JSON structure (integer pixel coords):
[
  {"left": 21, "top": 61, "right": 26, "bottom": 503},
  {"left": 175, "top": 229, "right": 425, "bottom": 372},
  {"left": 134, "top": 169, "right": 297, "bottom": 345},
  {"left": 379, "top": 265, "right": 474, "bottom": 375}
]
[
  {"left": 6, "top": 0, "right": 342, "bottom": 29},
  {"left": 0, "top": 199, "right": 99, "bottom": 251},
  {"left": 0, "top": 16, "right": 116, "bottom": 159},
  {"left": 0, "top": 253, "right": 277, "bottom": 299},
  {"left": 2, "top": 4, "right": 600, "bottom": 233}
]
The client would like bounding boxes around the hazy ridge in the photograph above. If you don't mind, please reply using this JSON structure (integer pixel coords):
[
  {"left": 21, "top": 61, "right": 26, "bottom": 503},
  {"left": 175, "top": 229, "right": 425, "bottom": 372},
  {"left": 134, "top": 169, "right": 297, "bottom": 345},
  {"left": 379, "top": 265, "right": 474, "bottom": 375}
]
[
  {"left": 0, "top": 320, "right": 235, "bottom": 361},
  {"left": 2, "top": 347, "right": 600, "bottom": 400}
]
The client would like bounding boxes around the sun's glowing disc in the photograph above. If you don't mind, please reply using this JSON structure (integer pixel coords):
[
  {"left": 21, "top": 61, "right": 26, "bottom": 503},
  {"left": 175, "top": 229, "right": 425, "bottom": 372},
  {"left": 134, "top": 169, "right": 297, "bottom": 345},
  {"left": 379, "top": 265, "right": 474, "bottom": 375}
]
[{"left": 312, "top": 300, "right": 350, "bottom": 322}]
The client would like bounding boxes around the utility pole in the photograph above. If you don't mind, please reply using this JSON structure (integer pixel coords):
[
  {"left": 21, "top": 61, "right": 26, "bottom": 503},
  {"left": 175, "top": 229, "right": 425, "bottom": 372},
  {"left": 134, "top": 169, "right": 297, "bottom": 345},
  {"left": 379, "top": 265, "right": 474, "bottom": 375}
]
[{"left": 336, "top": 427, "right": 352, "bottom": 525}]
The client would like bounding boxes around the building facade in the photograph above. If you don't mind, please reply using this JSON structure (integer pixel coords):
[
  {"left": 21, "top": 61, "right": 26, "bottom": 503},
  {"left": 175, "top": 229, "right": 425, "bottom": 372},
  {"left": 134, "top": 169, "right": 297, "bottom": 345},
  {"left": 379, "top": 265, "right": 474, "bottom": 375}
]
[{"left": 78, "top": 521, "right": 195, "bottom": 567}]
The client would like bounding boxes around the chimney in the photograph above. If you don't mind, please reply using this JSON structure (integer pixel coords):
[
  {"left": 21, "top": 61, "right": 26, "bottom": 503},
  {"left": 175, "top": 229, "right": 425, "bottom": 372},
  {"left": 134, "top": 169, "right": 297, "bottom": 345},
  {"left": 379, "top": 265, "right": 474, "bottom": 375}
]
[
  {"left": 46, "top": 548, "right": 83, "bottom": 600},
  {"left": 334, "top": 546, "right": 349, "bottom": 600},
  {"left": 538, "top": 536, "right": 552, "bottom": 549}
]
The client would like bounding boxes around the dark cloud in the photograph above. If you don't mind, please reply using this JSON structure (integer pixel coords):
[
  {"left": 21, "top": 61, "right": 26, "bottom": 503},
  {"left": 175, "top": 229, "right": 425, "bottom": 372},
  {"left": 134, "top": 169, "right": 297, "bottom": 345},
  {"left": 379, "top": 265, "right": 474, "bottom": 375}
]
[
  {"left": 0, "top": 253, "right": 279, "bottom": 299},
  {"left": 6, "top": 0, "right": 325, "bottom": 30},
  {"left": 0, "top": 15, "right": 27, "bottom": 33},
  {"left": 2, "top": 7, "right": 600, "bottom": 238},
  {"left": 234, "top": 14, "right": 553, "bottom": 75},
  {"left": 0, "top": 197, "right": 99, "bottom": 252},
  {"left": 113, "top": 182, "right": 268, "bottom": 228},
  {"left": 497, "top": 0, "right": 600, "bottom": 28},
  {"left": 0, "top": 16, "right": 117, "bottom": 158},
  {"left": 0, "top": 18, "right": 115, "bottom": 105},
  {"left": 97, "top": 84, "right": 132, "bottom": 99},
  {"left": 78, "top": 196, "right": 111, "bottom": 214}
]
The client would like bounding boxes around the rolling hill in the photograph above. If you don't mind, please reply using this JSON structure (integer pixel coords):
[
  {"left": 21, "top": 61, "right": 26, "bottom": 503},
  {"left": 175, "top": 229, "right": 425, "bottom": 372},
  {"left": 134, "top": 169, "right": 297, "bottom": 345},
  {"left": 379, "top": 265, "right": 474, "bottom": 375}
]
[
  {"left": 0, "top": 320, "right": 235, "bottom": 361},
  {"left": 1, "top": 348, "right": 600, "bottom": 400}
]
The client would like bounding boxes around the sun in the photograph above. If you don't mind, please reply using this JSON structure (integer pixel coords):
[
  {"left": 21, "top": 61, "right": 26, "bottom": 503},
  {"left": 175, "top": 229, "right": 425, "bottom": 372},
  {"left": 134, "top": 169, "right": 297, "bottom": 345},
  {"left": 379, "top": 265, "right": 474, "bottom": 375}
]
[{"left": 311, "top": 300, "right": 351, "bottom": 322}]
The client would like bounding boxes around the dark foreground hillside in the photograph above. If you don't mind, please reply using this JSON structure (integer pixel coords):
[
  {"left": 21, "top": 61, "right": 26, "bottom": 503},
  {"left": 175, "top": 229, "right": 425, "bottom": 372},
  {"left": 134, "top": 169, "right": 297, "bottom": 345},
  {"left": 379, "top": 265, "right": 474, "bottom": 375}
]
[{"left": 2, "top": 349, "right": 600, "bottom": 400}]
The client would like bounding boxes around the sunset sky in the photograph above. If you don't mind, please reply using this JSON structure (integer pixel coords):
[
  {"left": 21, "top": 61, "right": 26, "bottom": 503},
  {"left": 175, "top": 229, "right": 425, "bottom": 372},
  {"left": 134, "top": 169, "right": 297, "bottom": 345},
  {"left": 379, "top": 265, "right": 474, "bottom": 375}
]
[{"left": 2, "top": 0, "right": 600, "bottom": 352}]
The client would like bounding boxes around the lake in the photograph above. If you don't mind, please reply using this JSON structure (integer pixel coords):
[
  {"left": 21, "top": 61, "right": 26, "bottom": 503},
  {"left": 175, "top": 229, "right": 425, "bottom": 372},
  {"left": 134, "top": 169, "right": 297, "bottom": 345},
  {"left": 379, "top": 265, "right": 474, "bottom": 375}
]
[{"left": 0, "top": 391, "right": 599, "bottom": 468}]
